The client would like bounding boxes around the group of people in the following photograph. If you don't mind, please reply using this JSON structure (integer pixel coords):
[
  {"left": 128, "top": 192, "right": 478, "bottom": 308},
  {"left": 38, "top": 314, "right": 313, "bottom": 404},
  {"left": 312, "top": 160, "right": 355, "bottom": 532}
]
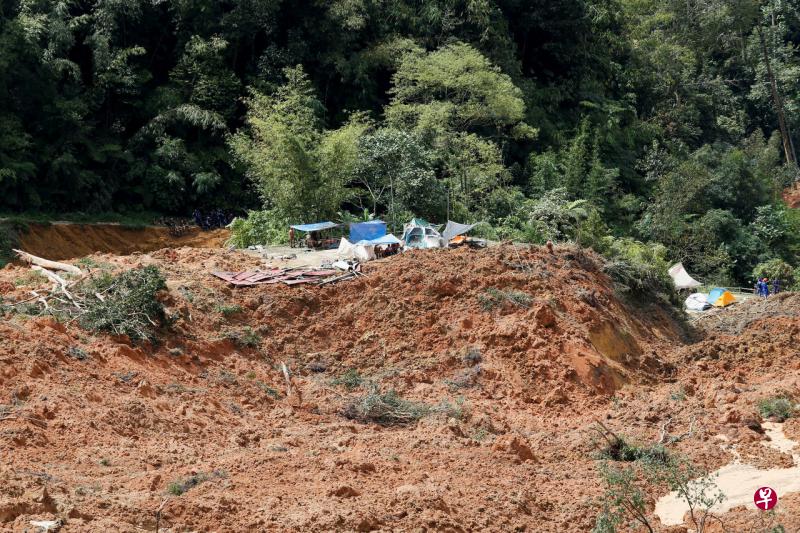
[
  {"left": 755, "top": 277, "right": 781, "bottom": 299},
  {"left": 193, "top": 209, "right": 235, "bottom": 230}
]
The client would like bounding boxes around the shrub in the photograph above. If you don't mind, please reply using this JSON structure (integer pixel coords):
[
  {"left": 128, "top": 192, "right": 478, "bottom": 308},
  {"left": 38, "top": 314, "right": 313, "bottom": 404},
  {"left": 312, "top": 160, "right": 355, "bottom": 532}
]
[
  {"left": 78, "top": 266, "right": 168, "bottom": 342},
  {"left": 167, "top": 470, "right": 227, "bottom": 496},
  {"left": 227, "top": 209, "right": 289, "bottom": 247},
  {"left": 216, "top": 303, "right": 243, "bottom": 317},
  {"left": 342, "top": 387, "right": 429, "bottom": 425},
  {"left": 67, "top": 346, "right": 88, "bottom": 360},
  {"left": 224, "top": 326, "right": 261, "bottom": 348},
  {"left": 332, "top": 369, "right": 364, "bottom": 391},
  {"left": 758, "top": 397, "right": 795, "bottom": 422},
  {"left": 478, "top": 287, "right": 531, "bottom": 310},
  {"left": 463, "top": 346, "right": 482, "bottom": 365}
]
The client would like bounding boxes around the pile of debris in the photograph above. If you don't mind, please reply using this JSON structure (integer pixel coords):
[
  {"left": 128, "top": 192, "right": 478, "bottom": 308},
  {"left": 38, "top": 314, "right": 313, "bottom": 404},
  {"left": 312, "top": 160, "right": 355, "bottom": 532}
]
[{"left": 212, "top": 264, "right": 362, "bottom": 287}]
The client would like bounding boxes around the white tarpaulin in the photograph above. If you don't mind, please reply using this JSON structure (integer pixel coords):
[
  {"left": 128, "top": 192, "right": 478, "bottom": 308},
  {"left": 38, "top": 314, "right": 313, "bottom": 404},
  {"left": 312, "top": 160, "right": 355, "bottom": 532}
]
[
  {"left": 442, "top": 221, "right": 480, "bottom": 242},
  {"left": 336, "top": 238, "right": 376, "bottom": 262},
  {"left": 668, "top": 262, "right": 702, "bottom": 290},
  {"left": 685, "top": 293, "right": 711, "bottom": 311}
]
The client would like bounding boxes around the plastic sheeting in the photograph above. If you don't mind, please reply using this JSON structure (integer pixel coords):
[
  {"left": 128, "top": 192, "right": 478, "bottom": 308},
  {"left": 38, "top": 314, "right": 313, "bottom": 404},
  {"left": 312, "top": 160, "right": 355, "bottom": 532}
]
[
  {"left": 668, "top": 262, "right": 702, "bottom": 290},
  {"left": 290, "top": 221, "right": 339, "bottom": 232},
  {"left": 337, "top": 238, "right": 376, "bottom": 262},
  {"left": 685, "top": 293, "right": 711, "bottom": 311},
  {"left": 349, "top": 220, "right": 386, "bottom": 243},
  {"left": 355, "top": 233, "right": 401, "bottom": 246},
  {"left": 403, "top": 219, "right": 444, "bottom": 249},
  {"left": 442, "top": 221, "right": 479, "bottom": 242},
  {"left": 708, "top": 287, "right": 736, "bottom": 307}
]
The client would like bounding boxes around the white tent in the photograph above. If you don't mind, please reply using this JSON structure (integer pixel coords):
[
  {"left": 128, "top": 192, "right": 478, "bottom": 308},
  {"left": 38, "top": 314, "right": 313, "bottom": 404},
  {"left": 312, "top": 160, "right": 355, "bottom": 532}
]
[
  {"left": 336, "top": 238, "right": 376, "bottom": 262},
  {"left": 685, "top": 292, "right": 711, "bottom": 311},
  {"left": 668, "top": 262, "right": 702, "bottom": 290}
]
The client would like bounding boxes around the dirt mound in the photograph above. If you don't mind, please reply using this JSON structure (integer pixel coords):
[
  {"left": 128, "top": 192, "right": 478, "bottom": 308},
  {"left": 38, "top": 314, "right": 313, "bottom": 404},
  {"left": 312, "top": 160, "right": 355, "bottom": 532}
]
[
  {"left": 1, "top": 244, "right": 798, "bottom": 531},
  {"left": 16, "top": 222, "right": 228, "bottom": 260}
]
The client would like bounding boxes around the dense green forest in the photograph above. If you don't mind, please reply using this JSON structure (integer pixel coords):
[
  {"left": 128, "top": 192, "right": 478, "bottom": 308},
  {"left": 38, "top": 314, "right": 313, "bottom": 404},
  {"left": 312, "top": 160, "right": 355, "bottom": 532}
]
[{"left": 2, "top": 0, "right": 800, "bottom": 286}]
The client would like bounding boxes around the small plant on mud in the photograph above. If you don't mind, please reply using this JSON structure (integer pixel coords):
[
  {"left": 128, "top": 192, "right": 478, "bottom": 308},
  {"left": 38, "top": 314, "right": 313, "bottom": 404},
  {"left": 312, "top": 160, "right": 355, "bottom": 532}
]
[
  {"left": 593, "top": 429, "right": 725, "bottom": 533},
  {"left": 332, "top": 368, "right": 364, "bottom": 391},
  {"left": 14, "top": 270, "right": 47, "bottom": 287},
  {"left": 79, "top": 266, "right": 168, "bottom": 343},
  {"left": 478, "top": 287, "right": 531, "bottom": 311},
  {"left": 224, "top": 326, "right": 261, "bottom": 348},
  {"left": 758, "top": 396, "right": 795, "bottom": 422},
  {"left": 463, "top": 346, "right": 482, "bottom": 365},
  {"left": 167, "top": 470, "right": 227, "bottom": 496},
  {"left": 216, "top": 303, "right": 242, "bottom": 317},
  {"left": 342, "top": 386, "right": 429, "bottom": 425},
  {"left": 67, "top": 346, "right": 88, "bottom": 360},
  {"left": 670, "top": 386, "right": 687, "bottom": 402}
]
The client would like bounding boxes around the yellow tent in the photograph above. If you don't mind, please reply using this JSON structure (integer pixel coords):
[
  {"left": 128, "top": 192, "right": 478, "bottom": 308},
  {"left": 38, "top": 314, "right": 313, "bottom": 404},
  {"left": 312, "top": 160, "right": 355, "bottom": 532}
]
[{"left": 708, "top": 288, "right": 736, "bottom": 307}]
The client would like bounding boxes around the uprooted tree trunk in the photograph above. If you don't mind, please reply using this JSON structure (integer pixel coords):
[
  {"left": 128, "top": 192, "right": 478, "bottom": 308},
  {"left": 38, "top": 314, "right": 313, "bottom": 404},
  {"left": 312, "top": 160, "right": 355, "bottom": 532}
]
[{"left": 14, "top": 249, "right": 83, "bottom": 275}]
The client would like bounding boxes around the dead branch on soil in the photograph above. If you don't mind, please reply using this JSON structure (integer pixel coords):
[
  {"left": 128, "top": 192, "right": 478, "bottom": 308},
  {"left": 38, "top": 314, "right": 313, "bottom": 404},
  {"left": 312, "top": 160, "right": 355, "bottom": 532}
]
[
  {"left": 0, "top": 415, "right": 48, "bottom": 428},
  {"left": 657, "top": 417, "right": 696, "bottom": 445},
  {"left": 154, "top": 496, "right": 169, "bottom": 533},
  {"left": 281, "top": 362, "right": 303, "bottom": 407}
]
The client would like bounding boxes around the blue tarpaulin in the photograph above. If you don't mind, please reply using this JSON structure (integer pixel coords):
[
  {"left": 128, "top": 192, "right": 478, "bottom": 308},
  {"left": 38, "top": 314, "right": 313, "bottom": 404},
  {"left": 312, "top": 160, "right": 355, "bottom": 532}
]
[
  {"left": 349, "top": 220, "right": 386, "bottom": 242},
  {"left": 355, "top": 234, "right": 401, "bottom": 246},
  {"left": 290, "top": 221, "right": 339, "bottom": 232}
]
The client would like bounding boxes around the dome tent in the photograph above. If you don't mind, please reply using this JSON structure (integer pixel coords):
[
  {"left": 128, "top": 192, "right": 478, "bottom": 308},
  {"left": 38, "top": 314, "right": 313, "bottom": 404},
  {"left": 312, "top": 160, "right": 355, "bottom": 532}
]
[{"left": 707, "top": 288, "right": 736, "bottom": 307}]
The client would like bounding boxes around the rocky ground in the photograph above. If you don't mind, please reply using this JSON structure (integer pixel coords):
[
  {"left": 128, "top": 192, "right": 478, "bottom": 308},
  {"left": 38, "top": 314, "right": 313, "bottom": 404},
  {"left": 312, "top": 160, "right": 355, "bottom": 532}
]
[{"left": 0, "top": 243, "right": 799, "bottom": 532}]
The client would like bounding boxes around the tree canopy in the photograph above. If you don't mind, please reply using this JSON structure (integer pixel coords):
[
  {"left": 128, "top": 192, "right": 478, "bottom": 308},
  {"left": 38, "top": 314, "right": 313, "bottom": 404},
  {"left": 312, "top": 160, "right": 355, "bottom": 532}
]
[{"left": 2, "top": 0, "right": 800, "bottom": 284}]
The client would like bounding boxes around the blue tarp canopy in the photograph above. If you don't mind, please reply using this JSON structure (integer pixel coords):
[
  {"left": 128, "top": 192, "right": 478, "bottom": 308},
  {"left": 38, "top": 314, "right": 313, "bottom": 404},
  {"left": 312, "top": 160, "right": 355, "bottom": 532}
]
[
  {"left": 290, "top": 221, "right": 339, "bottom": 232},
  {"left": 355, "top": 234, "right": 401, "bottom": 246},
  {"left": 349, "top": 220, "right": 387, "bottom": 243}
]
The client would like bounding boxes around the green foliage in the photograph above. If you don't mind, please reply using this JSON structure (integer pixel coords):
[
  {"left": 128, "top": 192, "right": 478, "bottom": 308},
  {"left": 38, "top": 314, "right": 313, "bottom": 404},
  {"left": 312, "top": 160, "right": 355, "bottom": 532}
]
[
  {"left": 602, "top": 238, "right": 673, "bottom": 297},
  {"left": 758, "top": 397, "right": 795, "bottom": 422},
  {"left": 227, "top": 210, "right": 289, "bottom": 247},
  {"left": 342, "top": 387, "right": 429, "bottom": 425},
  {"left": 167, "top": 470, "right": 227, "bottom": 496},
  {"left": 753, "top": 259, "right": 795, "bottom": 286},
  {"left": 1, "top": 0, "right": 800, "bottom": 290},
  {"left": 216, "top": 304, "right": 242, "bottom": 317},
  {"left": 478, "top": 287, "right": 532, "bottom": 311},
  {"left": 332, "top": 369, "right": 364, "bottom": 391},
  {"left": 78, "top": 266, "right": 168, "bottom": 343},
  {"left": 224, "top": 327, "right": 262, "bottom": 349}
]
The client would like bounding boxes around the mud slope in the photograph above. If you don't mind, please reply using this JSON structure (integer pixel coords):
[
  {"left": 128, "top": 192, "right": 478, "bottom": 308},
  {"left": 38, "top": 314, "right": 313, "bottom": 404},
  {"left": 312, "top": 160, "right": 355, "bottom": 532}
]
[
  {"left": 16, "top": 222, "right": 228, "bottom": 260},
  {"left": 2, "top": 245, "right": 799, "bottom": 531}
]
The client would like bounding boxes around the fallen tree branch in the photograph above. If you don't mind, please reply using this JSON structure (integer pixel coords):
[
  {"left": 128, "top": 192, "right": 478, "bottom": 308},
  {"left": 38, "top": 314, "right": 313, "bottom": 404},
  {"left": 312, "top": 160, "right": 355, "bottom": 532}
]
[{"left": 14, "top": 249, "right": 83, "bottom": 275}]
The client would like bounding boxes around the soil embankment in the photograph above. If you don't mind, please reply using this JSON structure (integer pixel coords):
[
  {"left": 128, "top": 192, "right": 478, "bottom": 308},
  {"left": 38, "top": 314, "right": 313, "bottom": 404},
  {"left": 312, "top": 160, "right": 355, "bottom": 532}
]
[{"left": 15, "top": 222, "right": 228, "bottom": 260}]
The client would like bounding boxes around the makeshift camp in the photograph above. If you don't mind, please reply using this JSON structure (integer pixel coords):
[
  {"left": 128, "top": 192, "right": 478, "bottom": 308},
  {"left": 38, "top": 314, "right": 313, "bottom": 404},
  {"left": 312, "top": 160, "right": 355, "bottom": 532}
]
[
  {"left": 289, "top": 221, "right": 340, "bottom": 249},
  {"left": 402, "top": 218, "right": 444, "bottom": 249},
  {"left": 349, "top": 220, "right": 386, "bottom": 243},
  {"left": 685, "top": 293, "right": 712, "bottom": 311},
  {"left": 707, "top": 288, "right": 736, "bottom": 307},
  {"left": 668, "top": 262, "right": 702, "bottom": 290}
]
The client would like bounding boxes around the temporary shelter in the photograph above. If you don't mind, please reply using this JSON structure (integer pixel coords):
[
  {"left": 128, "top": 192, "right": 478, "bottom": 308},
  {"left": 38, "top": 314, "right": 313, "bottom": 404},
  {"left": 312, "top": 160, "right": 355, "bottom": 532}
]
[
  {"left": 402, "top": 218, "right": 444, "bottom": 249},
  {"left": 441, "top": 220, "right": 481, "bottom": 243},
  {"left": 349, "top": 220, "right": 386, "bottom": 243},
  {"left": 290, "top": 221, "right": 340, "bottom": 233},
  {"left": 707, "top": 288, "right": 736, "bottom": 307},
  {"left": 337, "top": 238, "right": 376, "bottom": 262},
  {"left": 685, "top": 293, "right": 712, "bottom": 311},
  {"left": 668, "top": 262, "right": 702, "bottom": 290}
]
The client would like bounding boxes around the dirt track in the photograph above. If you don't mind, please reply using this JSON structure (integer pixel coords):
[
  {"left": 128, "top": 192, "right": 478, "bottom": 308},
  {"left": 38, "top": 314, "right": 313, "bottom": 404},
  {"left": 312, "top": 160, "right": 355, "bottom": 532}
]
[{"left": 1, "top": 244, "right": 800, "bottom": 531}]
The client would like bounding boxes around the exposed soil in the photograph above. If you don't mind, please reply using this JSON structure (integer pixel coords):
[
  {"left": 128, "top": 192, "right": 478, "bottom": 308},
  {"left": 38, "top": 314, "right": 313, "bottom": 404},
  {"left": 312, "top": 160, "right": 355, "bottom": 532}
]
[
  {"left": 784, "top": 181, "right": 800, "bottom": 209},
  {"left": 1, "top": 244, "right": 799, "bottom": 531},
  {"left": 15, "top": 223, "right": 229, "bottom": 260}
]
